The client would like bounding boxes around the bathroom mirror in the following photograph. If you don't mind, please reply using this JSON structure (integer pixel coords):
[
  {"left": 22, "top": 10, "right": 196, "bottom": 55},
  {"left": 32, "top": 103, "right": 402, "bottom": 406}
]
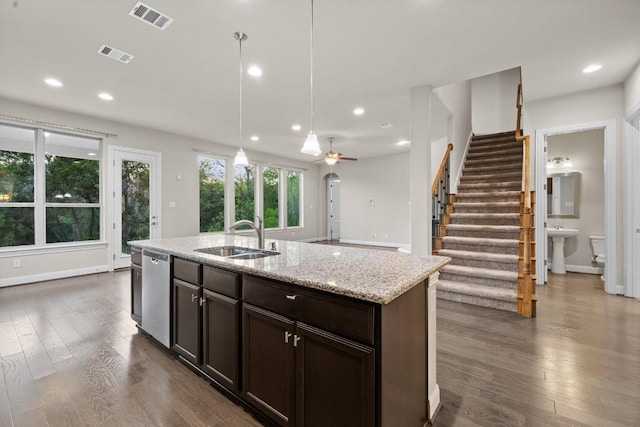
[{"left": 547, "top": 172, "right": 580, "bottom": 217}]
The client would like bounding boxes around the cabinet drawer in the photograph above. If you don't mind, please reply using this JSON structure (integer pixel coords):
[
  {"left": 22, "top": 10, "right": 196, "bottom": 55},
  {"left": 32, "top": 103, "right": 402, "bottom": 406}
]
[
  {"left": 131, "top": 247, "right": 142, "bottom": 266},
  {"left": 243, "top": 275, "right": 296, "bottom": 318},
  {"left": 296, "top": 289, "right": 375, "bottom": 345},
  {"left": 174, "top": 258, "right": 201, "bottom": 285},
  {"left": 203, "top": 266, "right": 241, "bottom": 299},
  {"left": 243, "top": 275, "right": 375, "bottom": 345}
]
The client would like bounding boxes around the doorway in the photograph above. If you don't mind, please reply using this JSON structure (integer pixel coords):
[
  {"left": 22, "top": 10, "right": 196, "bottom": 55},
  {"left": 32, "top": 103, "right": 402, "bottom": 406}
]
[
  {"left": 111, "top": 147, "right": 161, "bottom": 269},
  {"left": 327, "top": 174, "right": 341, "bottom": 241},
  {"left": 535, "top": 120, "right": 618, "bottom": 294}
]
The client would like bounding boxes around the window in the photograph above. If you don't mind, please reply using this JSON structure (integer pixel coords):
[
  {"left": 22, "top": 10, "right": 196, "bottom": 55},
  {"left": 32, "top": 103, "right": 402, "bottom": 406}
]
[
  {"left": 234, "top": 164, "right": 255, "bottom": 227},
  {"left": 44, "top": 133, "right": 100, "bottom": 243},
  {"left": 199, "top": 157, "right": 225, "bottom": 232},
  {"left": 0, "top": 126, "right": 35, "bottom": 247},
  {"left": 0, "top": 123, "right": 102, "bottom": 249},
  {"left": 287, "top": 170, "right": 302, "bottom": 227},
  {"left": 263, "top": 167, "right": 280, "bottom": 229}
]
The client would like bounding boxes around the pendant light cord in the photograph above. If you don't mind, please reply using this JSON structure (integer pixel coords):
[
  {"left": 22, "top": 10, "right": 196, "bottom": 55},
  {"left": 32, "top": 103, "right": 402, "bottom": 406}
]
[
  {"left": 239, "top": 34, "right": 244, "bottom": 149},
  {"left": 310, "top": 0, "right": 314, "bottom": 130}
]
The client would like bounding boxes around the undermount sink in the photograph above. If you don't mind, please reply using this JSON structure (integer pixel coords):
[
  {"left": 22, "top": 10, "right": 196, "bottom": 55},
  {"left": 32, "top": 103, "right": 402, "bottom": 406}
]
[
  {"left": 546, "top": 228, "right": 579, "bottom": 274},
  {"left": 194, "top": 245, "right": 280, "bottom": 260},
  {"left": 546, "top": 227, "right": 579, "bottom": 238}
]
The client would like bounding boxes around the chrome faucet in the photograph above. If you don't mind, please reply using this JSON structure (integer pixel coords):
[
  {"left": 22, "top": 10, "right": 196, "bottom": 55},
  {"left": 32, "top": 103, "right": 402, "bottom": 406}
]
[
  {"left": 554, "top": 224, "right": 563, "bottom": 230},
  {"left": 228, "top": 216, "right": 265, "bottom": 249}
]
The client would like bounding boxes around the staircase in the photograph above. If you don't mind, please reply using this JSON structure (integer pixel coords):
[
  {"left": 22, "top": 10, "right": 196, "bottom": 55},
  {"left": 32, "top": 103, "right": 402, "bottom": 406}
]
[{"left": 437, "top": 131, "right": 523, "bottom": 312}]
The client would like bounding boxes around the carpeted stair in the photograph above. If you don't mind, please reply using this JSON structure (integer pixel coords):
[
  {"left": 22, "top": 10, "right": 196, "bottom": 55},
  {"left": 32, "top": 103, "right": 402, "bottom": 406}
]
[{"left": 437, "top": 131, "right": 522, "bottom": 312}]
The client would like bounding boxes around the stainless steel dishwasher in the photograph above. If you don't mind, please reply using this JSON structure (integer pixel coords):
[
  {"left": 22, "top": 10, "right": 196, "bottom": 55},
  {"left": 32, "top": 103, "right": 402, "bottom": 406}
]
[{"left": 141, "top": 249, "right": 170, "bottom": 348}]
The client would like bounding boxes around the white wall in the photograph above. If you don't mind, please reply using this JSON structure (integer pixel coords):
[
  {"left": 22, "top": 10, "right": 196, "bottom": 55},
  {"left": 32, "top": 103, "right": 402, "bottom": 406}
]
[
  {"left": 471, "top": 67, "right": 520, "bottom": 135},
  {"left": 0, "top": 97, "right": 320, "bottom": 285},
  {"left": 624, "top": 61, "right": 640, "bottom": 115},
  {"left": 547, "top": 129, "right": 604, "bottom": 270},
  {"left": 526, "top": 84, "right": 624, "bottom": 285},
  {"left": 332, "top": 152, "right": 410, "bottom": 246},
  {"left": 433, "top": 80, "right": 472, "bottom": 192}
]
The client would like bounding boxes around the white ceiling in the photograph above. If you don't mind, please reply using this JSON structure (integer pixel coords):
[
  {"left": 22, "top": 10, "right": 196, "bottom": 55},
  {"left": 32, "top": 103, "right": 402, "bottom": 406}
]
[{"left": 1, "top": 0, "right": 639, "bottom": 162}]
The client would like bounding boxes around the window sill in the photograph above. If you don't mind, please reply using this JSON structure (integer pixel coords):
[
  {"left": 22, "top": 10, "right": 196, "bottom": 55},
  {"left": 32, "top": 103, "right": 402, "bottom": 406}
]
[{"left": 0, "top": 241, "right": 108, "bottom": 258}]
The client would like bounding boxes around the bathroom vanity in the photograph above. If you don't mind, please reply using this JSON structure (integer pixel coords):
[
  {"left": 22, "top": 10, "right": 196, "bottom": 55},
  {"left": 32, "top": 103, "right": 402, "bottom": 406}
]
[{"left": 130, "top": 235, "right": 449, "bottom": 427}]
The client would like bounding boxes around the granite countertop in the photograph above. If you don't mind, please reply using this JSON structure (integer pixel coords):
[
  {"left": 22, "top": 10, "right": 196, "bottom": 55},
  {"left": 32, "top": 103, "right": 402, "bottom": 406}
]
[{"left": 130, "top": 235, "right": 450, "bottom": 305}]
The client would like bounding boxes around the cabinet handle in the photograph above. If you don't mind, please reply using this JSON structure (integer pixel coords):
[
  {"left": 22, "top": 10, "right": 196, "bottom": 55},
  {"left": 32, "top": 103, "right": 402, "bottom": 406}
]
[
  {"left": 191, "top": 294, "right": 197, "bottom": 303},
  {"left": 136, "top": 272, "right": 141, "bottom": 278},
  {"left": 286, "top": 295, "right": 296, "bottom": 301},
  {"left": 293, "top": 335, "right": 301, "bottom": 347},
  {"left": 284, "top": 331, "right": 292, "bottom": 344},
  {"left": 199, "top": 297, "right": 205, "bottom": 306}
]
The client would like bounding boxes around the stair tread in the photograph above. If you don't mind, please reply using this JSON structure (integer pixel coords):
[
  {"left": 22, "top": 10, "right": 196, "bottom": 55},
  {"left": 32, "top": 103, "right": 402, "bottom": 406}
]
[
  {"left": 460, "top": 171, "right": 522, "bottom": 179},
  {"left": 464, "top": 164, "right": 522, "bottom": 172},
  {"left": 449, "top": 213, "right": 520, "bottom": 218},
  {"left": 438, "top": 249, "right": 518, "bottom": 262},
  {"left": 438, "top": 280, "right": 517, "bottom": 301},
  {"left": 441, "top": 264, "right": 519, "bottom": 280},
  {"left": 456, "top": 191, "right": 522, "bottom": 197},
  {"left": 446, "top": 224, "right": 520, "bottom": 231},
  {"left": 466, "top": 155, "right": 522, "bottom": 164},
  {"left": 454, "top": 201, "right": 520, "bottom": 206},
  {"left": 442, "top": 236, "right": 519, "bottom": 246}
]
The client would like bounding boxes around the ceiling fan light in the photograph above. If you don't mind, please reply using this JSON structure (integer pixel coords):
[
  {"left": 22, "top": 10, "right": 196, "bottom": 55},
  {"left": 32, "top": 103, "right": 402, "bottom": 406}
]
[
  {"left": 324, "top": 156, "right": 338, "bottom": 166},
  {"left": 301, "top": 130, "right": 321, "bottom": 155},
  {"left": 233, "top": 148, "right": 249, "bottom": 166}
]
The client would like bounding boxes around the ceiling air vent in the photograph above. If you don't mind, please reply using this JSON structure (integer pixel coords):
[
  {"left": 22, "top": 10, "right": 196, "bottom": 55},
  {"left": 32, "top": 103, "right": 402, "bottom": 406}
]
[
  {"left": 378, "top": 122, "right": 395, "bottom": 129},
  {"left": 129, "top": 1, "right": 173, "bottom": 30},
  {"left": 97, "top": 45, "right": 134, "bottom": 64}
]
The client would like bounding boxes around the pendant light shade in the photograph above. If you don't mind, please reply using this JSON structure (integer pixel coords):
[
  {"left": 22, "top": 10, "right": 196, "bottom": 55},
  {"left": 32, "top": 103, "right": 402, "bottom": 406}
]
[
  {"left": 233, "top": 147, "right": 249, "bottom": 166},
  {"left": 233, "top": 31, "right": 249, "bottom": 166},
  {"left": 301, "top": 130, "right": 321, "bottom": 155}
]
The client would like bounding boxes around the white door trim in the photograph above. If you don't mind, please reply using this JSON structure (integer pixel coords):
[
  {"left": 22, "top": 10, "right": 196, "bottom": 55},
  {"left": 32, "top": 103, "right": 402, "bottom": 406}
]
[
  {"left": 535, "top": 120, "right": 618, "bottom": 295},
  {"left": 624, "top": 107, "right": 640, "bottom": 298},
  {"left": 108, "top": 145, "right": 162, "bottom": 270}
]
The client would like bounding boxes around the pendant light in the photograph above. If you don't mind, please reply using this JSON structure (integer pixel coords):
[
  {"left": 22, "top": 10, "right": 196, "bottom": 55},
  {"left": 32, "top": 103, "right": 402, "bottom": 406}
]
[
  {"left": 300, "top": 0, "right": 321, "bottom": 156},
  {"left": 233, "top": 32, "right": 249, "bottom": 166}
]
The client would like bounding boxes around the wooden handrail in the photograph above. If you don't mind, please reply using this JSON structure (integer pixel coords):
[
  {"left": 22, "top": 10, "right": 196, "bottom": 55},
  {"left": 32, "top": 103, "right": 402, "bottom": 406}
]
[{"left": 431, "top": 143, "right": 454, "bottom": 196}]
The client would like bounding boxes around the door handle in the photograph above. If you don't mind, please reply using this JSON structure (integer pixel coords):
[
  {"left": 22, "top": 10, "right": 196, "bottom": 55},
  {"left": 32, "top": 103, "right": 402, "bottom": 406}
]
[
  {"left": 293, "top": 335, "right": 301, "bottom": 347},
  {"left": 285, "top": 295, "right": 296, "bottom": 301}
]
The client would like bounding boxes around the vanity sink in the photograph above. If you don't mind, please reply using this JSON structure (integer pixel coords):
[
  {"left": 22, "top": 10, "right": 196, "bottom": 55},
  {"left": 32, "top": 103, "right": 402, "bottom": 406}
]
[
  {"left": 194, "top": 246, "right": 280, "bottom": 259},
  {"left": 546, "top": 227, "right": 579, "bottom": 238},
  {"left": 546, "top": 228, "right": 578, "bottom": 274}
]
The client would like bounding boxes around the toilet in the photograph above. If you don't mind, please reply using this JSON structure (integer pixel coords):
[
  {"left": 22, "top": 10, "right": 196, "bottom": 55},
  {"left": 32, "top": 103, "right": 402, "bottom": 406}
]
[{"left": 589, "top": 236, "right": 605, "bottom": 281}]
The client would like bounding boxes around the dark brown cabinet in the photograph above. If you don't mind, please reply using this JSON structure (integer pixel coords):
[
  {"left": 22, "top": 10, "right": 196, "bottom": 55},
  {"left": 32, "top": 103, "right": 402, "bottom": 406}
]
[
  {"left": 173, "top": 278, "right": 201, "bottom": 365},
  {"left": 243, "top": 276, "right": 375, "bottom": 427},
  {"left": 130, "top": 248, "right": 142, "bottom": 324},
  {"left": 202, "top": 289, "right": 240, "bottom": 392}
]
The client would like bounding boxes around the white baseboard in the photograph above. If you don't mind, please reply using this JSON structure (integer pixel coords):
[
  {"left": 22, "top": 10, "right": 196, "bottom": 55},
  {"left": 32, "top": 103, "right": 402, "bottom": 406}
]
[
  {"left": 339, "top": 239, "right": 406, "bottom": 248},
  {"left": 0, "top": 265, "right": 110, "bottom": 288},
  {"left": 428, "top": 384, "right": 441, "bottom": 421},
  {"left": 547, "top": 263, "right": 603, "bottom": 275}
]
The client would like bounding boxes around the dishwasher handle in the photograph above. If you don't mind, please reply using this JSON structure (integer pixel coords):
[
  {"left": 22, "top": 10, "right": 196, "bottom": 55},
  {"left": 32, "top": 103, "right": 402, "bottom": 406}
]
[{"left": 142, "top": 249, "right": 169, "bottom": 263}]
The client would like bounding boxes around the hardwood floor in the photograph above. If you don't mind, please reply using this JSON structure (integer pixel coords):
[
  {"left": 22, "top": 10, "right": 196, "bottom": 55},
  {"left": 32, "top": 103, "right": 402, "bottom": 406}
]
[{"left": 0, "top": 270, "right": 638, "bottom": 426}]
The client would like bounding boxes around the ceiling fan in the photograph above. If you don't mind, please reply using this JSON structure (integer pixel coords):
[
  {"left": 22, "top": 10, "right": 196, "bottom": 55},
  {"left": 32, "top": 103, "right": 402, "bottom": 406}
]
[{"left": 315, "top": 137, "right": 358, "bottom": 165}]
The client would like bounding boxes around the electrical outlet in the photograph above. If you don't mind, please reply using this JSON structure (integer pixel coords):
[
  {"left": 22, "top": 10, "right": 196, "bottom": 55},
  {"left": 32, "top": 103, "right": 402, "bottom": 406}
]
[
  {"left": 169, "top": 202, "right": 176, "bottom": 208},
  {"left": 13, "top": 259, "right": 21, "bottom": 268}
]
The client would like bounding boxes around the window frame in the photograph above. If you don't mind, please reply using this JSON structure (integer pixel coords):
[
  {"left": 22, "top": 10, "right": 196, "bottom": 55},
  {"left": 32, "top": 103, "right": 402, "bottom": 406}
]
[{"left": 0, "top": 124, "right": 104, "bottom": 252}]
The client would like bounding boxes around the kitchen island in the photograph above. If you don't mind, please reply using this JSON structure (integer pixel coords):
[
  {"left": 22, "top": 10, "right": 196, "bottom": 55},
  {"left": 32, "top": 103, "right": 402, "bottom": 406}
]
[{"left": 130, "top": 235, "right": 449, "bottom": 427}]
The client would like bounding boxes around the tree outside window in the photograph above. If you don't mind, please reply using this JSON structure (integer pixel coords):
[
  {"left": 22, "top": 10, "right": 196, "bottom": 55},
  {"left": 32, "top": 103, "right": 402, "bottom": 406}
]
[
  {"left": 199, "top": 157, "right": 225, "bottom": 232},
  {"left": 287, "top": 171, "right": 301, "bottom": 227},
  {"left": 234, "top": 164, "right": 255, "bottom": 229},
  {"left": 263, "top": 167, "right": 280, "bottom": 229}
]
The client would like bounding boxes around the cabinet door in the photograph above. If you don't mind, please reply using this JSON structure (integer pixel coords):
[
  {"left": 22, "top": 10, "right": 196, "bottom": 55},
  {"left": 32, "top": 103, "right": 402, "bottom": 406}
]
[
  {"left": 296, "top": 323, "right": 374, "bottom": 427},
  {"left": 173, "top": 279, "right": 201, "bottom": 365},
  {"left": 202, "top": 290, "right": 240, "bottom": 392},
  {"left": 131, "top": 264, "right": 142, "bottom": 324},
  {"left": 243, "top": 304, "right": 296, "bottom": 427}
]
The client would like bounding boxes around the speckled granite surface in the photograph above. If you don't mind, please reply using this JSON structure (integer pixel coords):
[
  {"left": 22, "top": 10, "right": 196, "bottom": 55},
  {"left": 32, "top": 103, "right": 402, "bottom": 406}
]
[{"left": 130, "top": 235, "right": 450, "bottom": 305}]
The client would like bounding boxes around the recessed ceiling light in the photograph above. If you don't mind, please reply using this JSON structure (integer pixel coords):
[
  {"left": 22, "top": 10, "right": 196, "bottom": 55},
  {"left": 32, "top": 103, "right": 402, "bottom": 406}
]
[
  {"left": 44, "top": 132, "right": 51, "bottom": 137},
  {"left": 98, "top": 92, "right": 114, "bottom": 101},
  {"left": 378, "top": 122, "right": 394, "bottom": 128},
  {"left": 582, "top": 64, "right": 602, "bottom": 74},
  {"left": 396, "top": 139, "right": 410, "bottom": 146},
  {"left": 250, "top": 135, "right": 259, "bottom": 141},
  {"left": 353, "top": 107, "right": 365, "bottom": 116},
  {"left": 44, "top": 78, "right": 63, "bottom": 87},
  {"left": 292, "top": 124, "right": 302, "bottom": 131},
  {"left": 88, "top": 152, "right": 97, "bottom": 156},
  {"left": 247, "top": 66, "right": 263, "bottom": 77}
]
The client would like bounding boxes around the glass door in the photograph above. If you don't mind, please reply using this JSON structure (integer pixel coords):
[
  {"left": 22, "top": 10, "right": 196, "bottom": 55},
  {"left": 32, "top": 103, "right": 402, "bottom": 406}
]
[{"left": 112, "top": 149, "right": 160, "bottom": 269}]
